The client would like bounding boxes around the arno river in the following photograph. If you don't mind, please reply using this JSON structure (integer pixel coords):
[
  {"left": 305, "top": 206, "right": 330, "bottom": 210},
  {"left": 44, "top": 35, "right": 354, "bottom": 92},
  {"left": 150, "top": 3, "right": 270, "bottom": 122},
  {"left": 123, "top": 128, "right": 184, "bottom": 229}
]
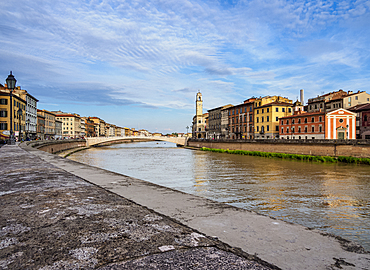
[{"left": 68, "top": 141, "right": 370, "bottom": 251}]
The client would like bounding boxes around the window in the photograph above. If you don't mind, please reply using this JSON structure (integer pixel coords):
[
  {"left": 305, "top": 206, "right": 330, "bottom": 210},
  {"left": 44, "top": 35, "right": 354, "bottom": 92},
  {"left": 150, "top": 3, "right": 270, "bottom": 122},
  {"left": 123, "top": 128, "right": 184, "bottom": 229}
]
[
  {"left": 286, "top": 127, "right": 289, "bottom": 133},
  {"left": 275, "top": 126, "right": 279, "bottom": 131},
  {"left": 319, "top": 116, "right": 322, "bottom": 122},
  {"left": 298, "top": 118, "right": 301, "bottom": 124},
  {"left": 267, "top": 116, "right": 269, "bottom": 122},
  {"left": 266, "top": 125, "right": 269, "bottom": 131},
  {"left": 257, "top": 126, "right": 259, "bottom": 132},
  {"left": 267, "top": 108, "right": 269, "bottom": 113},
  {"left": 0, "top": 111, "right": 7, "bottom": 117},
  {"left": 282, "top": 108, "right": 285, "bottom": 112},
  {"left": 319, "top": 126, "right": 322, "bottom": 132},
  {"left": 286, "top": 119, "right": 289, "bottom": 125},
  {"left": 281, "top": 127, "right": 284, "bottom": 133},
  {"left": 312, "top": 126, "right": 315, "bottom": 132},
  {"left": 276, "top": 117, "right": 279, "bottom": 121},
  {"left": 304, "top": 127, "right": 308, "bottom": 133},
  {"left": 288, "top": 108, "right": 291, "bottom": 113},
  {"left": 292, "top": 119, "right": 295, "bottom": 124},
  {"left": 281, "top": 120, "right": 284, "bottom": 125},
  {"left": 298, "top": 127, "right": 301, "bottom": 133},
  {"left": 236, "top": 109, "right": 238, "bottom": 114},
  {"left": 261, "top": 117, "right": 264, "bottom": 122},
  {"left": 0, "top": 123, "right": 7, "bottom": 130},
  {"left": 256, "top": 117, "right": 259, "bottom": 123},
  {"left": 339, "top": 119, "right": 344, "bottom": 123},
  {"left": 355, "top": 96, "right": 358, "bottom": 100},
  {"left": 262, "top": 109, "right": 264, "bottom": 113},
  {"left": 276, "top": 108, "right": 279, "bottom": 112},
  {"left": 304, "top": 118, "right": 307, "bottom": 123},
  {"left": 257, "top": 110, "right": 259, "bottom": 114},
  {"left": 250, "top": 106, "right": 252, "bottom": 112},
  {"left": 0, "top": 99, "right": 7, "bottom": 105},
  {"left": 250, "top": 115, "right": 252, "bottom": 122},
  {"left": 311, "top": 117, "right": 314, "bottom": 123}
]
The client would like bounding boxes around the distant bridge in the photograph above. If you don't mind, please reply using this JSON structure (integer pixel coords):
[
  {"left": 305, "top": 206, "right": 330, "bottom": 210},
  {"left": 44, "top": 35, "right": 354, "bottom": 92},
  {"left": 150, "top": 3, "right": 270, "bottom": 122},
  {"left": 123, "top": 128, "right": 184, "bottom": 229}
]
[{"left": 86, "top": 136, "right": 187, "bottom": 147}]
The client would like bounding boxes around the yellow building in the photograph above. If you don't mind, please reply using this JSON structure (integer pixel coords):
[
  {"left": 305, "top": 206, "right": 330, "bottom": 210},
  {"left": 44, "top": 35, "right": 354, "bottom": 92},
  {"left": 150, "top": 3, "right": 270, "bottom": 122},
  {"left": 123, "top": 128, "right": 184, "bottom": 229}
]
[
  {"left": 0, "top": 90, "right": 26, "bottom": 141},
  {"left": 254, "top": 96, "right": 293, "bottom": 139}
]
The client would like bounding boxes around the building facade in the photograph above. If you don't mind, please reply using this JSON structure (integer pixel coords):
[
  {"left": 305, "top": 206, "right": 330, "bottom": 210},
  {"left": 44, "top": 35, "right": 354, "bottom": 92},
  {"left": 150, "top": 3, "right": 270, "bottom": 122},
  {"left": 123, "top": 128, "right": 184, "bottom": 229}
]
[
  {"left": 0, "top": 91, "right": 26, "bottom": 141},
  {"left": 227, "top": 98, "right": 255, "bottom": 140},
  {"left": 279, "top": 109, "right": 326, "bottom": 140},
  {"left": 53, "top": 112, "right": 82, "bottom": 138},
  {"left": 254, "top": 96, "right": 293, "bottom": 139},
  {"left": 207, "top": 104, "right": 233, "bottom": 139},
  {"left": 37, "top": 109, "right": 56, "bottom": 139},
  {"left": 349, "top": 103, "right": 370, "bottom": 139},
  {"left": 192, "top": 91, "right": 207, "bottom": 139},
  {"left": 325, "top": 109, "right": 356, "bottom": 139}
]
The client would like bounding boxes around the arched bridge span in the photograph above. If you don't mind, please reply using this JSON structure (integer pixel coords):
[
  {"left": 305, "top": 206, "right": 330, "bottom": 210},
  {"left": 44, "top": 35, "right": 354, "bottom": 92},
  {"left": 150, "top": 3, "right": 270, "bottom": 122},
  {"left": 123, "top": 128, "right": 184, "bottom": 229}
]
[{"left": 86, "top": 136, "right": 187, "bottom": 147}]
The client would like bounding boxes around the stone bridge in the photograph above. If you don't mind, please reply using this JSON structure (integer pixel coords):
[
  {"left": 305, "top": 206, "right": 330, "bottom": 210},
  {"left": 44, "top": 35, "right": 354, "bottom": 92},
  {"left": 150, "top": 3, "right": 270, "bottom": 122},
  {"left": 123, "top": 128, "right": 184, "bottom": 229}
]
[{"left": 86, "top": 136, "right": 187, "bottom": 147}]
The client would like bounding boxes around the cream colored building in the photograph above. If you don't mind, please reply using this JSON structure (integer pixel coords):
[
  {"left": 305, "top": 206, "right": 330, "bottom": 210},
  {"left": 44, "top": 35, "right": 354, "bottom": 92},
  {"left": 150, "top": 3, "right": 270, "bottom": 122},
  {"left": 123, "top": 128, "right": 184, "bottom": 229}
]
[
  {"left": 53, "top": 111, "right": 83, "bottom": 138},
  {"left": 343, "top": 91, "right": 370, "bottom": 109}
]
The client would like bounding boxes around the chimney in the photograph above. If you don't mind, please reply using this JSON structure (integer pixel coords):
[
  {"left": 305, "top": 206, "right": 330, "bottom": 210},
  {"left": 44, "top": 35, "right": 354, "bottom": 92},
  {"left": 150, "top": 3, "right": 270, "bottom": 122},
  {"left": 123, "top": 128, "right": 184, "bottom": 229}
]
[{"left": 300, "top": 89, "right": 304, "bottom": 105}]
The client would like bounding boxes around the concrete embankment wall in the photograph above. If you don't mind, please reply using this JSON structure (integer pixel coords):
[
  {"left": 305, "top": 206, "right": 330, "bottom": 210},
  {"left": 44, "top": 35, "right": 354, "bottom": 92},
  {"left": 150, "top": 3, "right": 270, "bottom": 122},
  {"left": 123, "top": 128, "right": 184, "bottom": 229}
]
[
  {"left": 187, "top": 139, "right": 370, "bottom": 158},
  {"left": 27, "top": 139, "right": 86, "bottom": 154}
]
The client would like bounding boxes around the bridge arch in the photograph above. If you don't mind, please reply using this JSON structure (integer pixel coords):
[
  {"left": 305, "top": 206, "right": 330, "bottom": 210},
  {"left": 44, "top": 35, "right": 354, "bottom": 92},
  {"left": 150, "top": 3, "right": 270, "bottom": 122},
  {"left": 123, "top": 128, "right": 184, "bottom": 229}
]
[{"left": 86, "top": 136, "right": 187, "bottom": 147}]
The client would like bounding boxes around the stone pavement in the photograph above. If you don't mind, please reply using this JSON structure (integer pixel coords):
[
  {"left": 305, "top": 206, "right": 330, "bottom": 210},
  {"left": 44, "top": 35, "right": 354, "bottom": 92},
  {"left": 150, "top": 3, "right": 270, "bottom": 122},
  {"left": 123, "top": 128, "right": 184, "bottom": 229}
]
[
  {"left": 21, "top": 143, "right": 370, "bottom": 270},
  {"left": 0, "top": 145, "right": 275, "bottom": 270}
]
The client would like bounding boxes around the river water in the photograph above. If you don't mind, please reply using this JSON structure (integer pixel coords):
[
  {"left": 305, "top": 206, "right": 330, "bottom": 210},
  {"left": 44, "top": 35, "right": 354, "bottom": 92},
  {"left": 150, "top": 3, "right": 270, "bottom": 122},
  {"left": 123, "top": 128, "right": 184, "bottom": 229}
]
[{"left": 68, "top": 141, "right": 370, "bottom": 251}]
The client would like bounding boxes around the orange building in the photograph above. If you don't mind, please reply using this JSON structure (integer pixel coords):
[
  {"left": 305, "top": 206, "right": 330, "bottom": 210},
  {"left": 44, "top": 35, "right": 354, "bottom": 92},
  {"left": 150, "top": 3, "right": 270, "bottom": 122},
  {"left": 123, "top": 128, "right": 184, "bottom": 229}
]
[{"left": 325, "top": 109, "right": 356, "bottom": 139}]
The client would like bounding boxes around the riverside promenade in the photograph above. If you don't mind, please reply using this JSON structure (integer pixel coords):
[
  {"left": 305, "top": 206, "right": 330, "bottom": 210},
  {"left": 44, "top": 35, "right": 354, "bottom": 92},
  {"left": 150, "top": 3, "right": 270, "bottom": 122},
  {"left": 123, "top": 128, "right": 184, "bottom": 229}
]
[
  {"left": 0, "top": 145, "right": 275, "bottom": 270},
  {"left": 1, "top": 144, "right": 370, "bottom": 269}
]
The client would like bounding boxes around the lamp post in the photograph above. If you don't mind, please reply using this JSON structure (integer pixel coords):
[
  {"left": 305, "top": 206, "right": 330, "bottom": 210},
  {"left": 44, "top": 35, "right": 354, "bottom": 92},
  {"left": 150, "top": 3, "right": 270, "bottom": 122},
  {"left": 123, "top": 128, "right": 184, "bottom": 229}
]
[
  {"left": 186, "top": 126, "right": 189, "bottom": 136},
  {"left": 17, "top": 108, "right": 22, "bottom": 142},
  {"left": 26, "top": 119, "right": 30, "bottom": 140},
  {"left": 6, "top": 71, "right": 16, "bottom": 145}
]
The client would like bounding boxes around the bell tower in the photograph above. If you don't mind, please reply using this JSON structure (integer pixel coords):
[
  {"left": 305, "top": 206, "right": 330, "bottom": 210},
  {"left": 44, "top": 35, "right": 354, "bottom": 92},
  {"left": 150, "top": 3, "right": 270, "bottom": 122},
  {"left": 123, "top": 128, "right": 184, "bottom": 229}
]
[{"left": 196, "top": 91, "right": 203, "bottom": 116}]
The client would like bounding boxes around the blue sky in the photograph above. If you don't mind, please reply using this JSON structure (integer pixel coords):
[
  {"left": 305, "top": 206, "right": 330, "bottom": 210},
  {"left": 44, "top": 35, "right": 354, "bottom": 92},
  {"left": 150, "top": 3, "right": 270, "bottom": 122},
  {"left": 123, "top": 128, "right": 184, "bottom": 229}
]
[{"left": 1, "top": 0, "right": 369, "bottom": 134}]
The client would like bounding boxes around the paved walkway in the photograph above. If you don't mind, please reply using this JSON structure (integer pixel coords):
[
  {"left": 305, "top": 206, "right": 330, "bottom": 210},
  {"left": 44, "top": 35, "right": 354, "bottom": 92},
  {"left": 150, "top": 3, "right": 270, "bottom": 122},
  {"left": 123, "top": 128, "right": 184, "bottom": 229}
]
[
  {"left": 2, "top": 144, "right": 370, "bottom": 269},
  {"left": 0, "top": 145, "right": 274, "bottom": 270}
]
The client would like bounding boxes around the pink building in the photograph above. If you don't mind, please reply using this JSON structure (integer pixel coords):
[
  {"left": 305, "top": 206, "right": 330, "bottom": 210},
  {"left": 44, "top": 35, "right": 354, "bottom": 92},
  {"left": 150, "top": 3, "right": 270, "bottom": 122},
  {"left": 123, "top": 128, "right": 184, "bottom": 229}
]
[{"left": 325, "top": 109, "right": 356, "bottom": 139}]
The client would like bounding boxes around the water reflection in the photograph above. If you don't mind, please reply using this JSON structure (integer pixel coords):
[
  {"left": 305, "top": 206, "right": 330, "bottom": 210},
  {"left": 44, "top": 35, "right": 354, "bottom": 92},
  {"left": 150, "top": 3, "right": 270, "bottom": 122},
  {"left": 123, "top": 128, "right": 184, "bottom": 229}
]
[{"left": 68, "top": 141, "right": 370, "bottom": 251}]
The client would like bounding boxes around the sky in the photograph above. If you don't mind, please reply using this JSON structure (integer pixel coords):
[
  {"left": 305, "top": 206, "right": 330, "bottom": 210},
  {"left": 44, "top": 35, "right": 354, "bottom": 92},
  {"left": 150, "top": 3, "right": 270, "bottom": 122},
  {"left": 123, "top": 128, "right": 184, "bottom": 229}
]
[{"left": 1, "top": 0, "right": 370, "bottom": 134}]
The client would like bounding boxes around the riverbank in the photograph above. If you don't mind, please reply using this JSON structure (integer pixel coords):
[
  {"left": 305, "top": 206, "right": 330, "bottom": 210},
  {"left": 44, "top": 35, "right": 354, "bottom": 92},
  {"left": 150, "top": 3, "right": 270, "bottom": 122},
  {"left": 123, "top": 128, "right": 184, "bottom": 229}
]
[
  {"left": 199, "top": 147, "right": 370, "bottom": 164},
  {"left": 11, "top": 142, "right": 370, "bottom": 269},
  {"left": 1, "top": 145, "right": 275, "bottom": 270},
  {"left": 188, "top": 138, "right": 370, "bottom": 158}
]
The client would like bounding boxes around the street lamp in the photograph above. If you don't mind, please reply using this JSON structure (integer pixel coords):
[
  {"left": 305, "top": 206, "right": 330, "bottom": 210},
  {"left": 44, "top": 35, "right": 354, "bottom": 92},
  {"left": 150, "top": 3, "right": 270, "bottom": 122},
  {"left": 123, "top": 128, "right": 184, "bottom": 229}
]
[
  {"left": 17, "top": 108, "right": 22, "bottom": 141},
  {"left": 6, "top": 71, "right": 16, "bottom": 145},
  {"left": 186, "top": 126, "right": 189, "bottom": 136},
  {"left": 26, "top": 119, "right": 30, "bottom": 140}
]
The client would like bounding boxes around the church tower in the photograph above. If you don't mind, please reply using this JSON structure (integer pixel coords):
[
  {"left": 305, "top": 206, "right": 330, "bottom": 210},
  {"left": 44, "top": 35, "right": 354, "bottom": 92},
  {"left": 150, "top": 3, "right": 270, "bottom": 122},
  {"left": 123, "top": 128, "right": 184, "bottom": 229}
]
[{"left": 196, "top": 91, "right": 203, "bottom": 116}]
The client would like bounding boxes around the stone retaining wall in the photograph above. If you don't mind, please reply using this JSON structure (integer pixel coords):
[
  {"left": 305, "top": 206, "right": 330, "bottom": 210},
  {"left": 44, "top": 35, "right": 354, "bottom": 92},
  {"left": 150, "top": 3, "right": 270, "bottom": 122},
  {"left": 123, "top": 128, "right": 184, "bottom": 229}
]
[
  {"left": 187, "top": 139, "right": 370, "bottom": 158},
  {"left": 26, "top": 139, "right": 86, "bottom": 154}
]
